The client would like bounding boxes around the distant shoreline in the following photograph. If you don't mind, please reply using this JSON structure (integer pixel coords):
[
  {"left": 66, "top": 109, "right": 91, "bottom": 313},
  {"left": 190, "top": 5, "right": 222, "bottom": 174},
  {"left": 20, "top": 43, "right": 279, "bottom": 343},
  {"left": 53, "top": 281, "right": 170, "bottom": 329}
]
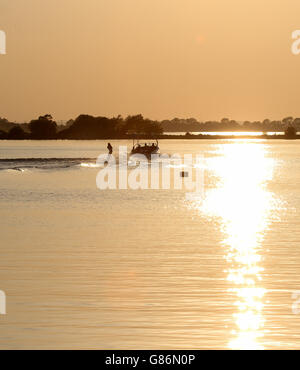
[
  {"left": 1, "top": 134, "right": 300, "bottom": 140},
  {"left": 160, "top": 134, "right": 300, "bottom": 140},
  {"left": 2, "top": 114, "right": 299, "bottom": 140}
]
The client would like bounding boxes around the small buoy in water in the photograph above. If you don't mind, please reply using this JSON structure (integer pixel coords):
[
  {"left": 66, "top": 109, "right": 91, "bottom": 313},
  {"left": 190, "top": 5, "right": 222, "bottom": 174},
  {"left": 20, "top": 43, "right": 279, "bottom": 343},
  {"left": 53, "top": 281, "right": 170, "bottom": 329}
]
[{"left": 180, "top": 171, "right": 189, "bottom": 177}]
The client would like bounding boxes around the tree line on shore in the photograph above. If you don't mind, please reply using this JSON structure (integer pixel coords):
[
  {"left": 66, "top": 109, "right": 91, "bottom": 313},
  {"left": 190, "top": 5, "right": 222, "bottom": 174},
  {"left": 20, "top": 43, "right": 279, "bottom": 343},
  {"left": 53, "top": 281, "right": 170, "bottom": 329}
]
[
  {"left": 0, "top": 114, "right": 163, "bottom": 140},
  {"left": 161, "top": 117, "right": 300, "bottom": 132},
  {"left": 0, "top": 114, "right": 299, "bottom": 140}
]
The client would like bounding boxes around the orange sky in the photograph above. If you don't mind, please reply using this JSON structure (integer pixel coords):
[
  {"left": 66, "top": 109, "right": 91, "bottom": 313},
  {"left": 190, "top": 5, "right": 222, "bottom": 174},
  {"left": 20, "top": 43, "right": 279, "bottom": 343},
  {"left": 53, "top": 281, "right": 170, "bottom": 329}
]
[{"left": 1, "top": 0, "right": 300, "bottom": 122}]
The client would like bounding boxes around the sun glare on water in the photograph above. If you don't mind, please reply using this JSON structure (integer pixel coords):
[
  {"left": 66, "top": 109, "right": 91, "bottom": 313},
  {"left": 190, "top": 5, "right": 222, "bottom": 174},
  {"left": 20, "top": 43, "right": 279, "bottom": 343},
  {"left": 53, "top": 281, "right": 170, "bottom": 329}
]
[{"left": 197, "top": 142, "right": 276, "bottom": 349}]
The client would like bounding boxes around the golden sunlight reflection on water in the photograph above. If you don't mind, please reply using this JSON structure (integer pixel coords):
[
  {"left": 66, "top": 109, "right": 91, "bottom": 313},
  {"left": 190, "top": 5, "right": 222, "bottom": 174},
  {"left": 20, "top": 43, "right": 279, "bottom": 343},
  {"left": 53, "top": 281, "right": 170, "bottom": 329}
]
[
  {"left": 198, "top": 143, "right": 276, "bottom": 349},
  {"left": 3, "top": 140, "right": 300, "bottom": 349}
]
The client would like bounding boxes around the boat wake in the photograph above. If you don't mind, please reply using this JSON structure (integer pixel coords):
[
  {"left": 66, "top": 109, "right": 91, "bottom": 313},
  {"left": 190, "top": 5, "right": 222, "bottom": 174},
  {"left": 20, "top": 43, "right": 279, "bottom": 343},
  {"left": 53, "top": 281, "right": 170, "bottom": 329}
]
[
  {"left": 0, "top": 155, "right": 189, "bottom": 172},
  {"left": 0, "top": 158, "right": 97, "bottom": 172}
]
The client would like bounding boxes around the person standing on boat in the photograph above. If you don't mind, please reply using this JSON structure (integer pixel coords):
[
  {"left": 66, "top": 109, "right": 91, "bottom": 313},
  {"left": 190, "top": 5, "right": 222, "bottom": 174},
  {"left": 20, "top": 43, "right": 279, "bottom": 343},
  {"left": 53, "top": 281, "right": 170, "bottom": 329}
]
[{"left": 107, "top": 143, "right": 113, "bottom": 154}]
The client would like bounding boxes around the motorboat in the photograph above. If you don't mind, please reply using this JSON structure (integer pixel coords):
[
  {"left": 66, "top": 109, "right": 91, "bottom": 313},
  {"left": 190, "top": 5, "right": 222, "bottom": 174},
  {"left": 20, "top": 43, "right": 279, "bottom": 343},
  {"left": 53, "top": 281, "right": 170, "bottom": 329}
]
[{"left": 130, "top": 139, "right": 159, "bottom": 156}]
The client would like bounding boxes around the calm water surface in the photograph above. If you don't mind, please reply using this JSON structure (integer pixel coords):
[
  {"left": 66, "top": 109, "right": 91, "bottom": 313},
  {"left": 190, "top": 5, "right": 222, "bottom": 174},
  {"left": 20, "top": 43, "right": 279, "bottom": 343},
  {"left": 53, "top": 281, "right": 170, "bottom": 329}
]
[{"left": 0, "top": 139, "right": 300, "bottom": 349}]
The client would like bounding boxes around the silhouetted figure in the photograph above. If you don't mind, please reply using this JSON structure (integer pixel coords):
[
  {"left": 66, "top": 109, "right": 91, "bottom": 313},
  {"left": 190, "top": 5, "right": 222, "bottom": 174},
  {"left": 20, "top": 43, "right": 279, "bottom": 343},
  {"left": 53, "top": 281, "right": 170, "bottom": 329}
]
[{"left": 107, "top": 142, "right": 113, "bottom": 154}]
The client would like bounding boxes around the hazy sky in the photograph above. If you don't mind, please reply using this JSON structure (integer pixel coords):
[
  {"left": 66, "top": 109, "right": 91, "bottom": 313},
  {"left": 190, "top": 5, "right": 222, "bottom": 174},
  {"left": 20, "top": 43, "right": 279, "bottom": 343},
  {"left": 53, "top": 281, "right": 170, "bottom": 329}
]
[{"left": 1, "top": 0, "right": 300, "bottom": 122}]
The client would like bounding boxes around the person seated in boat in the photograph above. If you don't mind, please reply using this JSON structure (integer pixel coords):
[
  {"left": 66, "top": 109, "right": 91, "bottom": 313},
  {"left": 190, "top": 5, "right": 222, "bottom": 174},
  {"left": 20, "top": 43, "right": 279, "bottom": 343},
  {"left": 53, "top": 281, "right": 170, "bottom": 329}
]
[{"left": 107, "top": 143, "right": 113, "bottom": 154}]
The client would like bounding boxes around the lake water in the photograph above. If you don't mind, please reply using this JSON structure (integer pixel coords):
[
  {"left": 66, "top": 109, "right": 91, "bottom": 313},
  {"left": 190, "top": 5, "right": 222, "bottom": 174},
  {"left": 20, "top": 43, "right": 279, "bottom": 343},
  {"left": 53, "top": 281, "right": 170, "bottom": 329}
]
[{"left": 1, "top": 139, "right": 300, "bottom": 349}]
